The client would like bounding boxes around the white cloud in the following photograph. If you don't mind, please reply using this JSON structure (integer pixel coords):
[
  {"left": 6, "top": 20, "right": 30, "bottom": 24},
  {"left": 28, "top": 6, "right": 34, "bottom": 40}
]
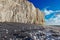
[
  {"left": 53, "top": 15, "right": 60, "bottom": 23},
  {"left": 44, "top": 10, "right": 60, "bottom": 25},
  {"left": 55, "top": 10, "right": 60, "bottom": 12},
  {"left": 42, "top": 7, "right": 60, "bottom": 25},
  {"left": 43, "top": 9, "right": 54, "bottom": 15},
  {"left": 46, "top": 14, "right": 60, "bottom": 25},
  {"left": 43, "top": 7, "right": 60, "bottom": 15}
]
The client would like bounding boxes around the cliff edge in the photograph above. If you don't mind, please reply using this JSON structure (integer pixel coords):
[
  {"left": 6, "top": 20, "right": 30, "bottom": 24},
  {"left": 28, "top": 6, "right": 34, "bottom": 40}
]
[{"left": 0, "top": 0, "right": 44, "bottom": 25}]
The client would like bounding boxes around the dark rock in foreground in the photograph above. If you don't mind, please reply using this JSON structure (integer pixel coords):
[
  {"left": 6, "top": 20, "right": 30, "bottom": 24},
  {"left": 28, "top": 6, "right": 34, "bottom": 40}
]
[{"left": 0, "top": 22, "right": 60, "bottom": 40}]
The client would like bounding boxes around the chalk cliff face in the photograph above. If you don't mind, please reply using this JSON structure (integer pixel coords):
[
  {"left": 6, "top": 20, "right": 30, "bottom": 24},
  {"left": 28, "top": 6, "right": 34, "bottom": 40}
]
[{"left": 0, "top": 0, "right": 44, "bottom": 25}]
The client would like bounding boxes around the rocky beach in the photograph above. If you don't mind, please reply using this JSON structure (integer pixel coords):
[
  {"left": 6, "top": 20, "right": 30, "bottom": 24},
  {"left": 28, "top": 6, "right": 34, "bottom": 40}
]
[{"left": 0, "top": 22, "right": 60, "bottom": 40}]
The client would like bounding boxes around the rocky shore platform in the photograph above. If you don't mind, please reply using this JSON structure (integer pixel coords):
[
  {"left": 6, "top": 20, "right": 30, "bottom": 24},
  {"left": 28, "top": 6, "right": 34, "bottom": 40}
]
[{"left": 0, "top": 22, "right": 60, "bottom": 40}]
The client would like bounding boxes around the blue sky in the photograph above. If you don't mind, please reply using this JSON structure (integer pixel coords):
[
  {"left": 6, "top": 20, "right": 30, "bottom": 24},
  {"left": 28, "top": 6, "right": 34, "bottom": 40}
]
[
  {"left": 28, "top": 0, "right": 60, "bottom": 25},
  {"left": 28, "top": 0, "right": 60, "bottom": 10}
]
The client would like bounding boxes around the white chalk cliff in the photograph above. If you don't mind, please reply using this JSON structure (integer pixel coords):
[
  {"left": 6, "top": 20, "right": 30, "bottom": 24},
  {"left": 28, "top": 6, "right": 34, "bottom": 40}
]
[{"left": 0, "top": 0, "right": 44, "bottom": 25}]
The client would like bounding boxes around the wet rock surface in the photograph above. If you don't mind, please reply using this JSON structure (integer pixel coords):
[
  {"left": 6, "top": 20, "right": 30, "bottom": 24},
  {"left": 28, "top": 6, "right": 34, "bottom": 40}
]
[{"left": 0, "top": 22, "right": 60, "bottom": 40}]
